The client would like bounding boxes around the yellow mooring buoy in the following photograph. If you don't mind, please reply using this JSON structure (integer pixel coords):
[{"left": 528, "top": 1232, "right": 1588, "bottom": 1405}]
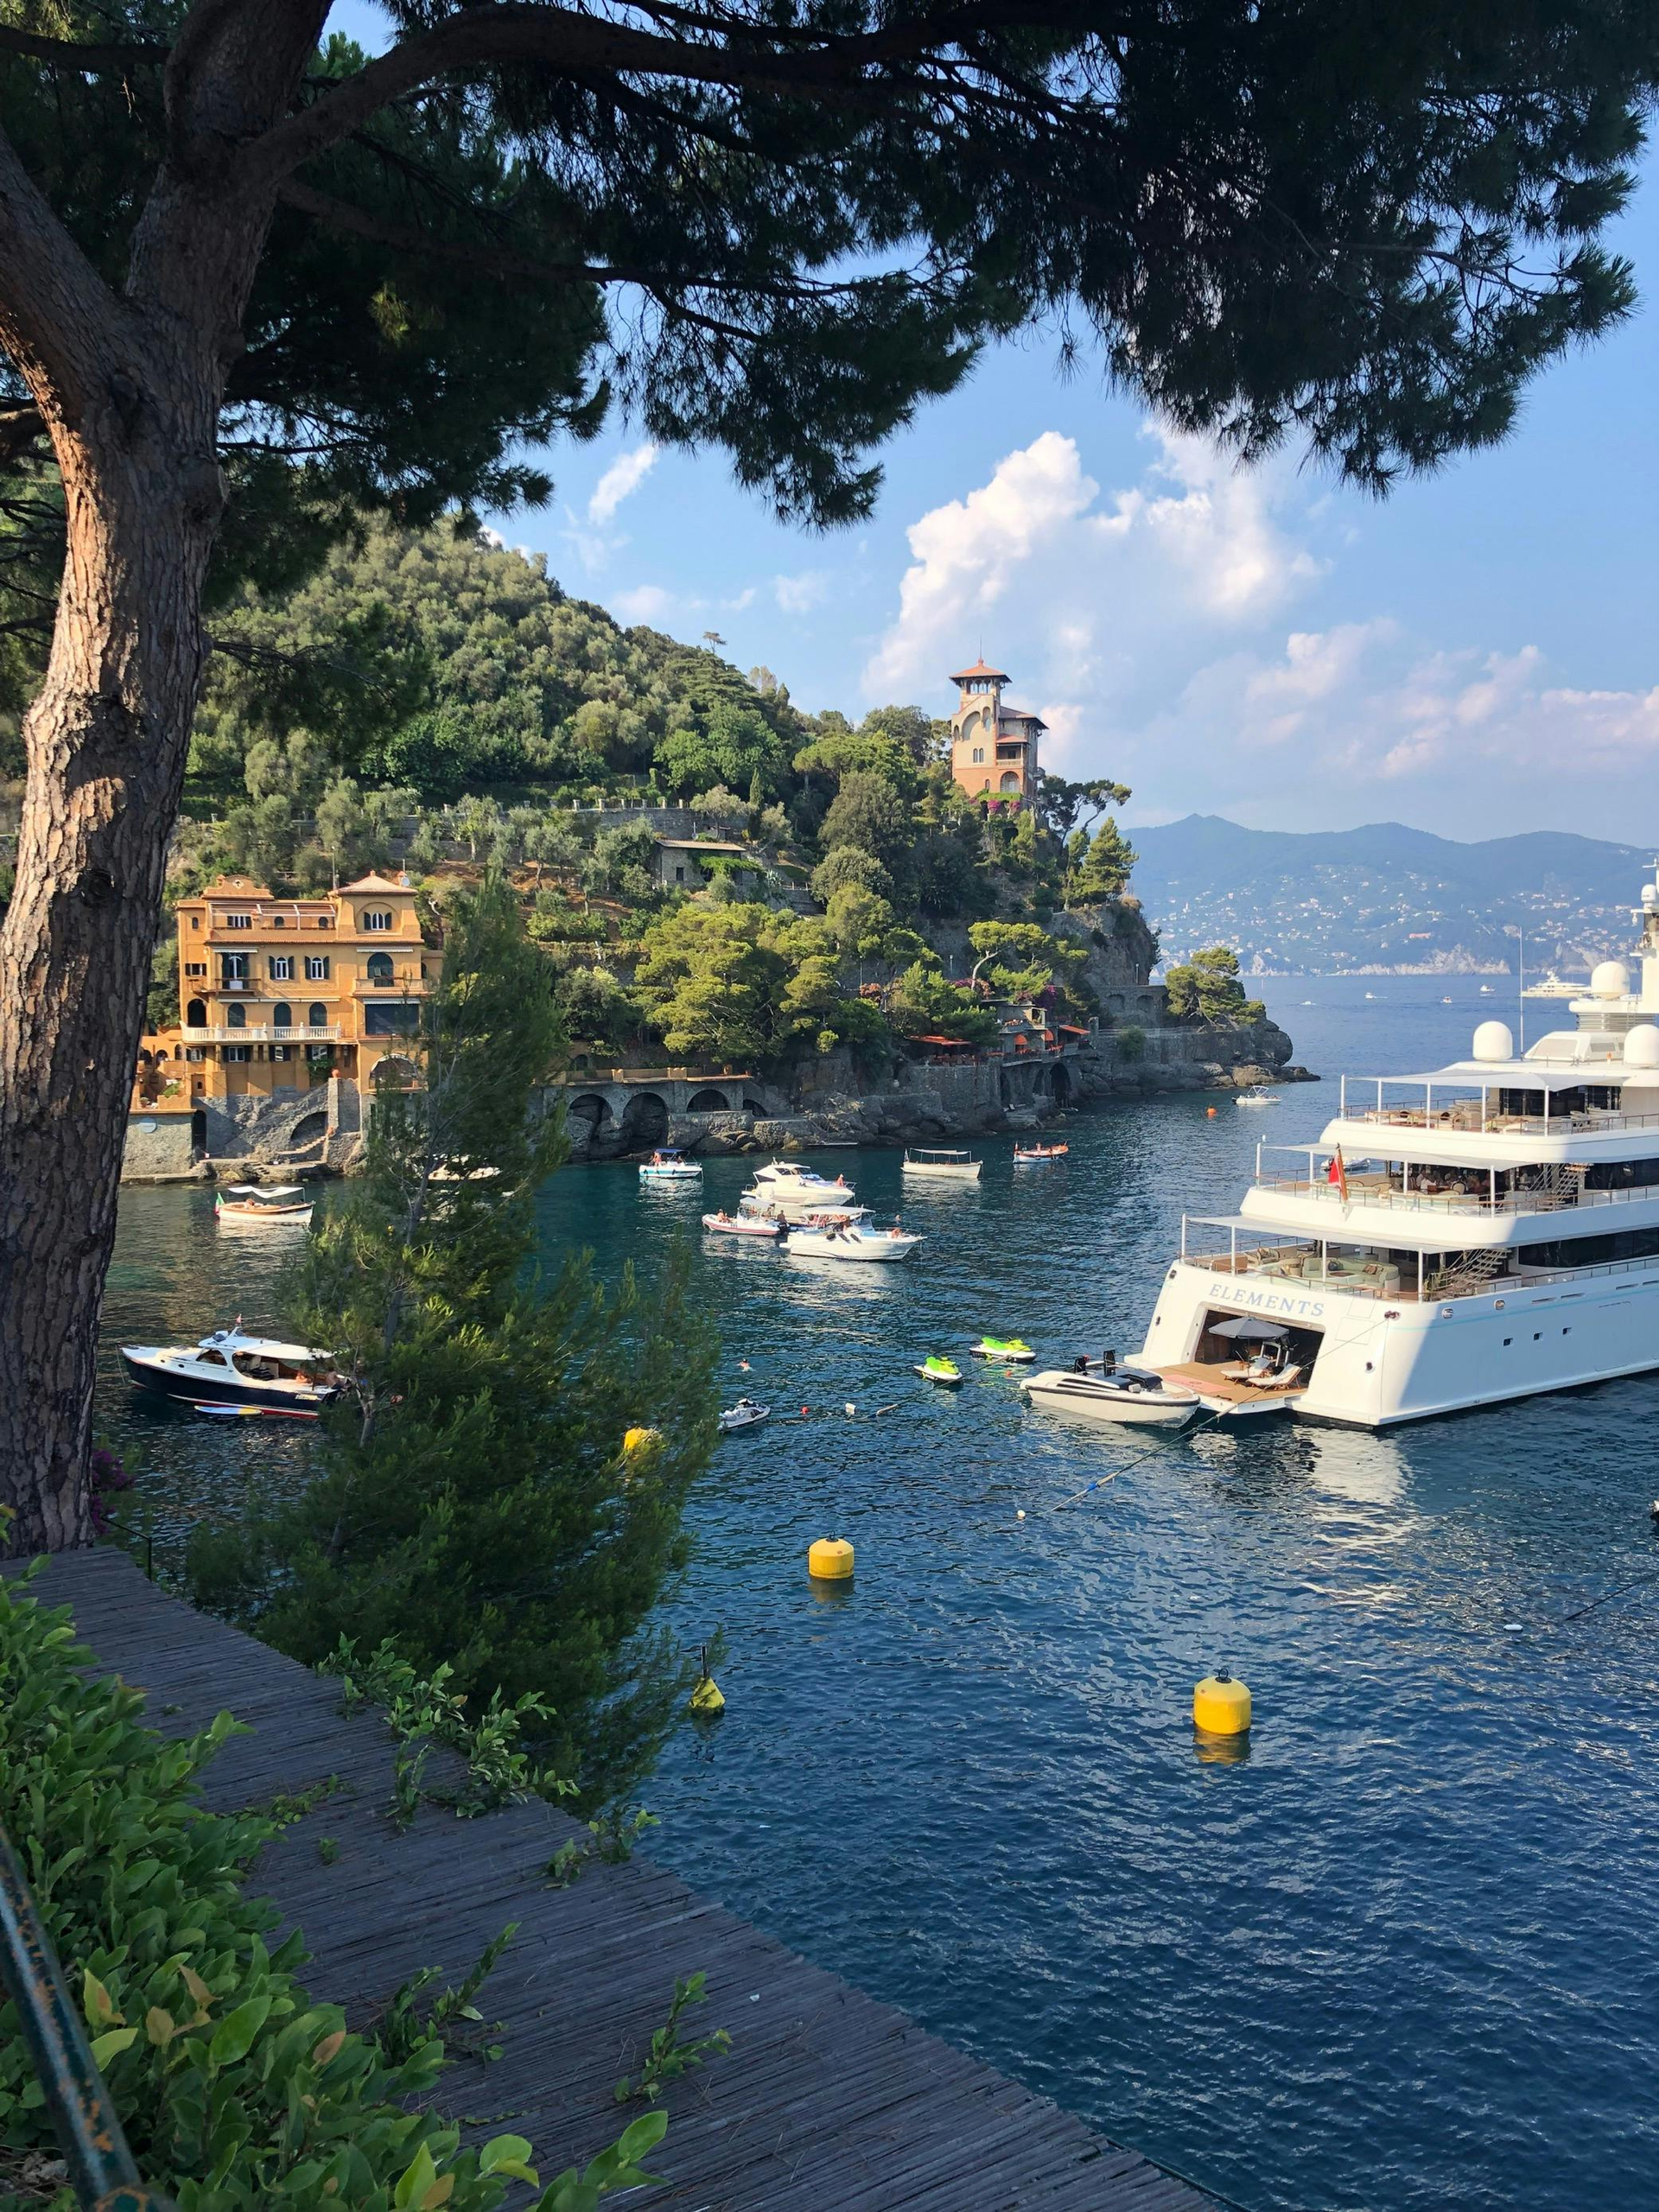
[
  {"left": 622, "top": 1426, "right": 661, "bottom": 1455},
  {"left": 809, "top": 1536, "right": 855, "bottom": 1581},
  {"left": 1193, "top": 1670, "right": 1252, "bottom": 1736},
  {"left": 690, "top": 1674, "right": 725, "bottom": 1715}
]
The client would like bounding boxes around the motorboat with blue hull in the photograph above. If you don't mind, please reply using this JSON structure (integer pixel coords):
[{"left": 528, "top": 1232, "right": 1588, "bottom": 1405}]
[{"left": 121, "top": 1328, "right": 341, "bottom": 1416}]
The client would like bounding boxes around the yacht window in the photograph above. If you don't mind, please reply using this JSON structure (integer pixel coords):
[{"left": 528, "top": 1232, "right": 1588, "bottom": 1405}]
[{"left": 199, "top": 1349, "right": 227, "bottom": 1366}]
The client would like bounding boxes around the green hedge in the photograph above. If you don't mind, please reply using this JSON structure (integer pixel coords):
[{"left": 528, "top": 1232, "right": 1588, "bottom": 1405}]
[{"left": 0, "top": 1568, "right": 664, "bottom": 2211}]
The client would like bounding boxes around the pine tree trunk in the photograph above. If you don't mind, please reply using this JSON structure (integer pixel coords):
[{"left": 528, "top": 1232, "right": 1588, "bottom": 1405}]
[{"left": 0, "top": 396, "right": 222, "bottom": 1556}]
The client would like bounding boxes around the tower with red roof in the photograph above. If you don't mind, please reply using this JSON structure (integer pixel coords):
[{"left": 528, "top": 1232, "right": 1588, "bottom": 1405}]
[{"left": 948, "top": 658, "right": 1044, "bottom": 805}]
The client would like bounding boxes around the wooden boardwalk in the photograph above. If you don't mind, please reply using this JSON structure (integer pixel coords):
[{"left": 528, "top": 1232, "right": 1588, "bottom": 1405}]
[{"left": 13, "top": 1549, "right": 1216, "bottom": 2212}]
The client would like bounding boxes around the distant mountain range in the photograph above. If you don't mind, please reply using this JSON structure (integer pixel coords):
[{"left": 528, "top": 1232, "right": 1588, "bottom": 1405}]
[{"left": 1130, "top": 817, "right": 1656, "bottom": 976}]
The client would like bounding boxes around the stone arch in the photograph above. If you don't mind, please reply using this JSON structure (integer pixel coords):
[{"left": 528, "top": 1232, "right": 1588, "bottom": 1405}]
[
  {"left": 566, "top": 1092, "right": 613, "bottom": 1140},
  {"left": 619, "top": 1090, "right": 669, "bottom": 1148},
  {"left": 686, "top": 1086, "right": 730, "bottom": 1113},
  {"left": 290, "top": 1110, "right": 328, "bottom": 1148},
  {"left": 742, "top": 1095, "right": 766, "bottom": 1116},
  {"left": 372, "top": 1053, "right": 419, "bottom": 1090},
  {"left": 1052, "top": 1060, "right": 1073, "bottom": 1103}
]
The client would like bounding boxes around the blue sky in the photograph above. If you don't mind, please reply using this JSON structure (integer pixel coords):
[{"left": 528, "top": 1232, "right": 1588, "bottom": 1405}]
[{"left": 329, "top": 4, "right": 1656, "bottom": 840}]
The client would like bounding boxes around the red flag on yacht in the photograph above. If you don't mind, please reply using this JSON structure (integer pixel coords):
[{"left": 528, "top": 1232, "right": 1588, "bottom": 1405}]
[{"left": 1326, "top": 1148, "right": 1349, "bottom": 1203}]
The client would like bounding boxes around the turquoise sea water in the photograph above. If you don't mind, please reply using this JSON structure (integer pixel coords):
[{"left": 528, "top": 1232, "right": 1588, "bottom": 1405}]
[{"left": 99, "top": 976, "right": 1659, "bottom": 2212}]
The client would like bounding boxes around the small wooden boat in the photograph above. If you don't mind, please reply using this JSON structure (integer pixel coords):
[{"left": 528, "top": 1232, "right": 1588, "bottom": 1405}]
[
  {"left": 786, "top": 1212, "right": 922, "bottom": 1263},
  {"left": 914, "top": 1355, "right": 963, "bottom": 1387},
  {"left": 639, "top": 1147, "right": 702, "bottom": 1182},
  {"left": 122, "top": 1328, "right": 340, "bottom": 1415},
  {"left": 702, "top": 1209, "right": 784, "bottom": 1239},
  {"left": 718, "top": 1397, "right": 771, "bottom": 1432},
  {"left": 1022, "top": 1365, "right": 1200, "bottom": 1429},
  {"left": 901, "top": 1147, "right": 982, "bottom": 1182},
  {"left": 970, "top": 1337, "right": 1036, "bottom": 1363},
  {"left": 1013, "top": 1142, "right": 1069, "bottom": 1164},
  {"left": 214, "top": 1183, "right": 313, "bottom": 1226}
]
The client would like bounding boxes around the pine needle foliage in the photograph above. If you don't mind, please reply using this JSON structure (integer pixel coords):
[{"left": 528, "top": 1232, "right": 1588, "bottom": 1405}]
[{"left": 188, "top": 874, "right": 718, "bottom": 1807}]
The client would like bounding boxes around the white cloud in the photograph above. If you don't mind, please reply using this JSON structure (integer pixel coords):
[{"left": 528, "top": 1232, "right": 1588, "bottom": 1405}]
[
  {"left": 587, "top": 442, "right": 660, "bottom": 524},
  {"left": 612, "top": 583, "right": 675, "bottom": 625},
  {"left": 774, "top": 569, "right": 830, "bottom": 616}
]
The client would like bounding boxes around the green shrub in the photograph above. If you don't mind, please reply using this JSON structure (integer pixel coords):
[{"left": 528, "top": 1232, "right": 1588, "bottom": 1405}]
[
  {"left": 0, "top": 1569, "right": 665, "bottom": 2211},
  {"left": 1115, "top": 1023, "right": 1145, "bottom": 1063}
]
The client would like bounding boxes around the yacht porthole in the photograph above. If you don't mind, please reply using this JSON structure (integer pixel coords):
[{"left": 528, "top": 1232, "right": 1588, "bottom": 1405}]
[
  {"left": 1494, "top": 1299, "right": 1504, "bottom": 1310},
  {"left": 1440, "top": 1305, "right": 1453, "bottom": 1319}
]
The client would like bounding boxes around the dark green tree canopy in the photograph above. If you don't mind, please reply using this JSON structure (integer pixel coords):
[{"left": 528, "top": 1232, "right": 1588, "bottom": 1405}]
[{"left": 3, "top": 0, "right": 1653, "bottom": 652}]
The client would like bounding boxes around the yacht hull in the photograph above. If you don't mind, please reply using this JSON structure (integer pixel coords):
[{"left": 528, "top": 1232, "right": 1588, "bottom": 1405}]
[
  {"left": 121, "top": 1349, "right": 336, "bottom": 1415},
  {"left": 1141, "top": 1260, "right": 1659, "bottom": 1427}
]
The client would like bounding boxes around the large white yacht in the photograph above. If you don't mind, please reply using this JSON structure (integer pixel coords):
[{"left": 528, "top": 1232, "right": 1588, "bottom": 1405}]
[{"left": 1140, "top": 868, "right": 1659, "bottom": 1426}]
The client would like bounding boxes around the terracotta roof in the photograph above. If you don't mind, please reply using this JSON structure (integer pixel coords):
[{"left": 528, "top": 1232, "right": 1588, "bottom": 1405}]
[
  {"left": 998, "top": 706, "right": 1047, "bottom": 728},
  {"left": 950, "top": 659, "right": 1009, "bottom": 683},
  {"left": 199, "top": 876, "right": 274, "bottom": 899},
  {"left": 339, "top": 873, "right": 410, "bottom": 893}
]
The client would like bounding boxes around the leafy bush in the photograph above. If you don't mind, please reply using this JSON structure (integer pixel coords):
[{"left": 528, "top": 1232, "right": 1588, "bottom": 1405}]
[
  {"left": 0, "top": 1568, "right": 666, "bottom": 2210},
  {"left": 1115, "top": 1023, "right": 1145, "bottom": 1063}
]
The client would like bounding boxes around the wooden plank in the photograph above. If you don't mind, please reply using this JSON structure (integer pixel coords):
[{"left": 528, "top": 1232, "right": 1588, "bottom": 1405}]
[{"left": 7, "top": 1552, "right": 1220, "bottom": 2212}]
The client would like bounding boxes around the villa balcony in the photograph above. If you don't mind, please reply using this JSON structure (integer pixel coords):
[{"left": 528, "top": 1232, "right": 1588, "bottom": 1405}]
[{"left": 181, "top": 1024, "right": 341, "bottom": 1044}]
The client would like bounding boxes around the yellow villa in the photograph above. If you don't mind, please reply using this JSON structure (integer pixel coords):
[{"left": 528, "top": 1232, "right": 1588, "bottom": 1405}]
[{"left": 135, "top": 872, "right": 434, "bottom": 1113}]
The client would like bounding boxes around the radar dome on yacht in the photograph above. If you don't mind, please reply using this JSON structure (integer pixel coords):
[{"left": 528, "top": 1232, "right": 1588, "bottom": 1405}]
[
  {"left": 1643, "top": 883, "right": 1659, "bottom": 909},
  {"left": 1471, "top": 1020, "right": 1514, "bottom": 1063},
  {"left": 1623, "top": 1025, "right": 1659, "bottom": 1070},
  {"left": 1592, "top": 960, "right": 1630, "bottom": 999}
]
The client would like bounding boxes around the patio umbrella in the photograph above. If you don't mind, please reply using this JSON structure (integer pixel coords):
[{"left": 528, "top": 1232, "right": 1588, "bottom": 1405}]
[{"left": 1210, "top": 1316, "right": 1288, "bottom": 1340}]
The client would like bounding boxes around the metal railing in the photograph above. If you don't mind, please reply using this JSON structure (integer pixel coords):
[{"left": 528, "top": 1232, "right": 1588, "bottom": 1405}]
[
  {"left": 181, "top": 1024, "right": 340, "bottom": 1044},
  {"left": 1179, "top": 1243, "right": 1659, "bottom": 1305},
  {"left": 1251, "top": 1173, "right": 1659, "bottom": 1219},
  {"left": 0, "top": 1824, "right": 176, "bottom": 2209}
]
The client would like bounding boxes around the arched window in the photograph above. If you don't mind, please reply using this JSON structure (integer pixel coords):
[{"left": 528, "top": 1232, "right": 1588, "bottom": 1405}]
[
  {"left": 362, "top": 909, "right": 393, "bottom": 932},
  {"left": 1000, "top": 771, "right": 1020, "bottom": 791},
  {"left": 366, "top": 950, "right": 394, "bottom": 984},
  {"left": 226, "top": 1002, "right": 246, "bottom": 1028},
  {"left": 308, "top": 1002, "right": 327, "bottom": 1028},
  {"left": 272, "top": 1002, "right": 293, "bottom": 1029},
  {"left": 187, "top": 997, "right": 207, "bottom": 1027}
]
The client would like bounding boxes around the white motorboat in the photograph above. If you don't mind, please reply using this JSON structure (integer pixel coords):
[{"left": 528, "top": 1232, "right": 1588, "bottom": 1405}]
[
  {"left": 702, "top": 1209, "right": 784, "bottom": 1239},
  {"left": 741, "top": 1160, "right": 859, "bottom": 1221},
  {"left": 1235, "top": 1088, "right": 1281, "bottom": 1108},
  {"left": 1023, "top": 1365, "right": 1201, "bottom": 1428},
  {"left": 214, "top": 1183, "right": 313, "bottom": 1226},
  {"left": 1141, "top": 862, "right": 1659, "bottom": 1426},
  {"left": 121, "top": 1327, "right": 340, "bottom": 1416},
  {"left": 902, "top": 1147, "right": 982, "bottom": 1182},
  {"left": 718, "top": 1397, "right": 771, "bottom": 1432},
  {"left": 639, "top": 1147, "right": 702, "bottom": 1182},
  {"left": 785, "top": 1212, "right": 922, "bottom": 1263}
]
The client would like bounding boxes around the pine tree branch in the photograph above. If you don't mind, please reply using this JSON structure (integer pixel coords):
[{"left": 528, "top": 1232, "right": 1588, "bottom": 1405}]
[
  {"left": 0, "top": 28, "right": 168, "bottom": 71},
  {"left": 245, "top": 0, "right": 1089, "bottom": 190},
  {"left": 0, "top": 124, "right": 132, "bottom": 431}
]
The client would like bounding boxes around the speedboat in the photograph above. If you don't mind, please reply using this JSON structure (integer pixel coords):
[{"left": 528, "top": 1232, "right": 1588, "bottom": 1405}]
[
  {"left": 718, "top": 1397, "right": 771, "bottom": 1432},
  {"left": 639, "top": 1147, "right": 702, "bottom": 1182},
  {"left": 786, "top": 1213, "right": 922, "bottom": 1262},
  {"left": 741, "top": 1195, "right": 874, "bottom": 1230},
  {"left": 1234, "top": 1088, "right": 1280, "bottom": 1108},
  {"left": 1022, "top": 1365, "right": 1200, "bottom": 1429},
  {"left": 970, "top": 1337, "right": 1036, "bottom": 1363},
  {"left": 1014, "top": 1141, "right": 1068, "bottom": 1163},
  {"left": 741, "top": 1160, "right": 858, "bottom": 1221},
  {"left": 121, "top": 1327, "right": 341, "bottom": 1416},
  {"left": 914, "top": 1355, "right": 963, "bottom": 1386},
  {"left": 214, "top": 1184, "right": 313, "bottom": 1226},
  {"left": 702, "top": 1209, "right": 784, "bottom": 1238},
  {"left": 901, "top": 1147, "right": 982, "bottom": 1182}
]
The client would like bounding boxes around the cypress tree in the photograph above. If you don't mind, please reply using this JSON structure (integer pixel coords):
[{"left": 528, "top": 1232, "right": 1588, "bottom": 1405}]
[{"left": 188, "top": 874, "right": 717, "bottom": 1805}]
